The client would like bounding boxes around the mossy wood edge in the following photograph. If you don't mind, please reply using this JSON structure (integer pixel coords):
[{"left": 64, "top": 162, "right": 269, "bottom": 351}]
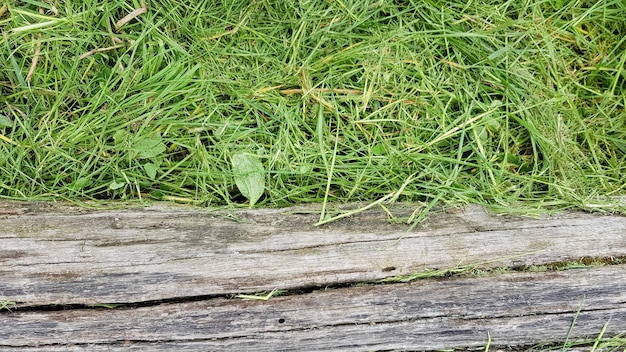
[{"left": 1, "top": 201, "right": 625, "bottom": 350}]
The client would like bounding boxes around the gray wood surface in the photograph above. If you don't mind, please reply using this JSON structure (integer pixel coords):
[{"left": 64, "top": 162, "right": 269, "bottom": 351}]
[
  {"left": 2, "top": 264, "right": 625, "bottom": 350},
  {"left": 1, "top": 201, "right": 625, "bottom": 350},
  {"left": 1, "top": 201, "right": 626, "bottom": 306}
]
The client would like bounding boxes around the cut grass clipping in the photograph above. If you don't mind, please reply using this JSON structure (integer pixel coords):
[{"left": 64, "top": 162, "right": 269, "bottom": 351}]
[{"left": 1, "top": 1, "right": 625, "bottom": 215}]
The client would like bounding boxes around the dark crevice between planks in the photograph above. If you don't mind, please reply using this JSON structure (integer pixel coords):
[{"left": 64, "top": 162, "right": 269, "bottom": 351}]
[
  {"left": 3, "top": 255, "right": 626, "bottom": 315},
  {"left": 2, "top": 293, "right": 237, "bottom": 313}
]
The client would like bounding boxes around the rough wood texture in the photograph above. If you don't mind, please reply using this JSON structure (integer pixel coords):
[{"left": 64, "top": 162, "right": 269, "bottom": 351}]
[
  {"left": 2, "top": 265, "right": 625, "bottom": 350},
  {"left": 2, "top": 201, "right": 625, "bottom": 305},
  {"left": 1, "top": 201, "right": 626, "bottom": 350}
]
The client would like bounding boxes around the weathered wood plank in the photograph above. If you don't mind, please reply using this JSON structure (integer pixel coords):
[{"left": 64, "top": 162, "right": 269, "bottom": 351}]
[
  {"left": 2, "top": 264, "right": 625, "bottom": 350},
  {"left": 1, "top": 202, "right": 626, "bottom": 305}
]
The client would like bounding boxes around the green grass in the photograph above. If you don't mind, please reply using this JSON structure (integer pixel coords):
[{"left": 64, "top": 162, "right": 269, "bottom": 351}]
[
  {"left": 1, "top": 0, "right": 625, "bottom": 215},
  {"left": 0, "top": 299, "right": 15, "bottom": 312}
]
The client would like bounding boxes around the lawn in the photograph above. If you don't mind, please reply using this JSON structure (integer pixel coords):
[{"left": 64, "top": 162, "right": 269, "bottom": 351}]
[{"left": 1, "top": 0, "right": 625, "bottom": 219}]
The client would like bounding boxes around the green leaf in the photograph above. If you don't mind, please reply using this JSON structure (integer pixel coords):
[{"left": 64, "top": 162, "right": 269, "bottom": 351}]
[
  {"left": 150, "top": 191, "right": 164, "bottom": 200},
  {"left": 113, "top": 130, "right": 129, "bottom": 146},
  {"left": 143, "top": 162, "right": 159, "bottom": 179},
  {"left": 109, "top": 180, "right": 126, "bottom": 190},
  {"left": 132, "top": 133, "right": 166, "bottom": 159},
  {"left": 0, "top": 114, "right": 13, "bottom": 128},
  {"left": 232, "top": 152, "right": 265, "bottom": 207},
  {"left": 371, "top": 143, "right": 387, "bottom": 156},
  {"left": 70, "top": 177, "right": 92, "bottom": 191},
  {"left": 295, "top": 164, "right": 313, "bottom": 175}
]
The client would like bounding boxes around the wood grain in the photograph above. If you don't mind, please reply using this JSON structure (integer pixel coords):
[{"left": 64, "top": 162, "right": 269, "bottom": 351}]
[
  {"left": 1, "top": 201, "right": 626, "bottom": 306},
  {"left": 2, "top": 264, "right": 625, "bottom": 350}
]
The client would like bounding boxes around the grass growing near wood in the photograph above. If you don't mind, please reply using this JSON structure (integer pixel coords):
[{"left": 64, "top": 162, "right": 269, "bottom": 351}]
[
  {"left": 528, "top": 319, "right": 625, "bottom": 352},
  {"left": 0, "top": 299, "right": 15, "bottom": 312},
  {"left": 1, "top": 0, "right": 625, "bottom": 215}
]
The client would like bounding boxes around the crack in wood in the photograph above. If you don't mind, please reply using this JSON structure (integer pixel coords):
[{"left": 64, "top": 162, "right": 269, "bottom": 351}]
[
  {"left": 2, "top": 202, "right": 626, "bottom": 349},
  {"left": 4, "top": 256, "right": 625, "bottom": 314}
]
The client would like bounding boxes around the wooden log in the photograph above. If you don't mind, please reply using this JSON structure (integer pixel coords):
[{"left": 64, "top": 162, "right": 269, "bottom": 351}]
[
  {"left": 2, "top": 201, "right": 626, "bottom": 349},
  {"left": 1, "top": 264, "right": 625, "bottom": 350},
  {"left": 1, "top": 201, "right": 626, "bottom": 306}
]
